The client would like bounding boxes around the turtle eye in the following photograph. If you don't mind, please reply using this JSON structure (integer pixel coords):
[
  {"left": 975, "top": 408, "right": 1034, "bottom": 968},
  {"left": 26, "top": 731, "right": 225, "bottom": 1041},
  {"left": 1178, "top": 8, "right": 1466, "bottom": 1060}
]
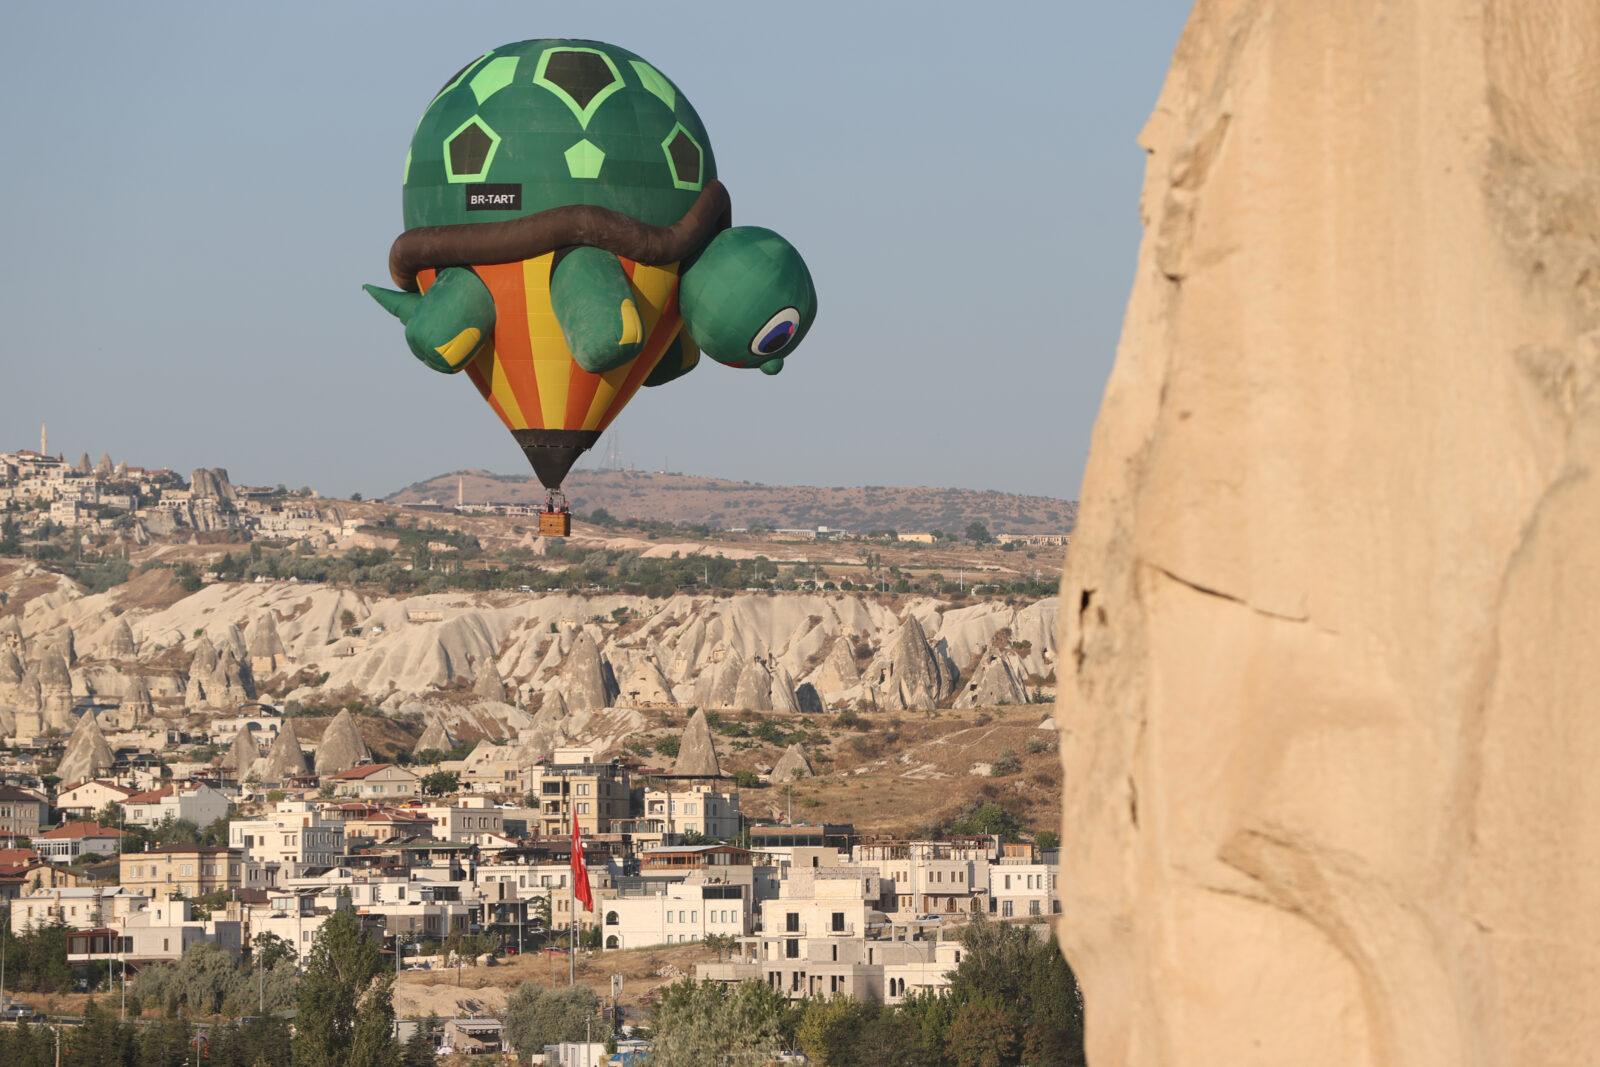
[{"left": 750, "top": 307, "right": 800, "bottom": 356}]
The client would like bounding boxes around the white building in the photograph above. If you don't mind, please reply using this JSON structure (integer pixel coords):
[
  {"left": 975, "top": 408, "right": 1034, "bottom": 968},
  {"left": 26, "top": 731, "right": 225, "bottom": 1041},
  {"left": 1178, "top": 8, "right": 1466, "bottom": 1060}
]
[
  {"left": 640, "top": 783, "right": 741, "bottom": 842},
  {"left": 229, "top": 800, "right": 345, "bottom": 876},
  {"left": 602, "top": 877, "right": 751, "bottom": 950},
  {"left": 10, "top": 886, "right": 150, "bottom": 934},
  {"left": 123, "top": 782, "right": 232, "bottom": 830}
]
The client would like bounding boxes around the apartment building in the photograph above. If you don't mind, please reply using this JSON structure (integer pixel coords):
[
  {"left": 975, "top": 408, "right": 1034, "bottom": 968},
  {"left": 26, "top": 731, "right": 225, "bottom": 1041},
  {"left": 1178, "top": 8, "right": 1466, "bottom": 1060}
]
[
  {"left": 415, "top": 799, "right": 504, "bottom": 844},
  {"left": 602, "top": 877, "right": 751, "bottom": 950},
  {"left": 639, "top": 783, "right": 741, "bottom": 842},
  {"left": 119, "top": 845, "right": 245, "bottom": 899},
  {"left": 524, "top": 757, "right": 633, "bottom": 837},
  {"left": 854, "top": 839, "right": 992, "bottom": 917},
  {"left": 9, "top": 886, "right": 150, "bottom": 935},
  {"left": 0, "top": 784, "right": 50, "bottom": 837},
  {"left": 229, "top": 800, "right": 345, "bottom": 876}
]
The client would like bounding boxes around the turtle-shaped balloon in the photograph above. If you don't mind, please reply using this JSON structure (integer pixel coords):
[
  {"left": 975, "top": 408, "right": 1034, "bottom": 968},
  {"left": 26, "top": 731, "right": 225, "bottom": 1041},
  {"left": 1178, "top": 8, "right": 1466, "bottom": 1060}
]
[{"left": 364, "top": 39, "right": 817, "bottom": 490}]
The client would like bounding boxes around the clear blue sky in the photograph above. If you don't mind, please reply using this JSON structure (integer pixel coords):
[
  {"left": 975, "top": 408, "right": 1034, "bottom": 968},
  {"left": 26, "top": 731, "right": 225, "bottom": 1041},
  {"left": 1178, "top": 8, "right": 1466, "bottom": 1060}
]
[{"left": 0, "top": 1, "right": 1191, "bottom": 501}]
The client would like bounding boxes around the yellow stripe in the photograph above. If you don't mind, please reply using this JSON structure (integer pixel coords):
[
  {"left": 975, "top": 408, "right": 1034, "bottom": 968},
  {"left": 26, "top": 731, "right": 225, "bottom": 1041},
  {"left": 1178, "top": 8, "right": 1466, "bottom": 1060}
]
[
  {"left": 523, "top": 254, "right": 569, "bottom": 428},
  {"left": 581, "top": 263, "right": 679, "bottom": 429},
  {"left": 484, "top": 342, "right": 528, "bottom": 426},
  {"left": 435, "top": 327, "right": 482, "bottom": 368},
  {"left": 619, "top": 299, "right": 642, "bottom": 345}
]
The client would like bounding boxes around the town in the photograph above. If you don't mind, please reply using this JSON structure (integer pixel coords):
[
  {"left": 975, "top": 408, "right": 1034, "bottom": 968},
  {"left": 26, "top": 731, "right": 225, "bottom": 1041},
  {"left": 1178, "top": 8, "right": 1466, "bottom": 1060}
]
[{"left": 0, "top": 437, "right": 1074, "bottom": 1065}]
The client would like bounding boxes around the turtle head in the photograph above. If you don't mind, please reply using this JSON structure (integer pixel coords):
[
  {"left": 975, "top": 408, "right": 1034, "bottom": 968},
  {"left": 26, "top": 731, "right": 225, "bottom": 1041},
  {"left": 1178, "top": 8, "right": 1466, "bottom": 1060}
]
[{"left": 679, "top": 226, "right": 817, "bottom": 373}]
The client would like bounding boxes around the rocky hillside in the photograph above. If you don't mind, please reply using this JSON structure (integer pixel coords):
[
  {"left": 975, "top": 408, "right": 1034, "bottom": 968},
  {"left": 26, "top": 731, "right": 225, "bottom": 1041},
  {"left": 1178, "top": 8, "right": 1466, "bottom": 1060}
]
[
  {"left": 387, "top": 469, "right": 1077, "bottom": 537},
  {"left": 0, "top": 561, "right": 1056, "bottom": 763}
]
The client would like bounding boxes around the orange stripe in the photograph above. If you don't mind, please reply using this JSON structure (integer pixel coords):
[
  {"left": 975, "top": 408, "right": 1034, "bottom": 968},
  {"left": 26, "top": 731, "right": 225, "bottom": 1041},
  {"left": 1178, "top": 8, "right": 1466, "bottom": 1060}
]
[
  {"left": 464, "top": 347, "right": 513, "bottom": 430},
  {"left": 598, "top": 293, "right": 681, "bottom": 432},
  {"left": 476, "top": 262, "right": 541, "bottom": 428}
]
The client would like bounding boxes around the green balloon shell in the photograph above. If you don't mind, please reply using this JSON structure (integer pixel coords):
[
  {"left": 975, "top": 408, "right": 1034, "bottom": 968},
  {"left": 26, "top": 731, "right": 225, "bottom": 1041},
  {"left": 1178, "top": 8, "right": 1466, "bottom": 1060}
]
[{"left": 402, "top": 39, "right": 718, "bottom": 233}]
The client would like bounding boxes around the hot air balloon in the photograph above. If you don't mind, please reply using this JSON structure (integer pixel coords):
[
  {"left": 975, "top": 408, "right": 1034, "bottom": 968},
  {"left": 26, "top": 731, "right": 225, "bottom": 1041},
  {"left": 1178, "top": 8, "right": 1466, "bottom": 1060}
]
[{"left": 364, "top": 39, "right": 817, "bottom": 525}]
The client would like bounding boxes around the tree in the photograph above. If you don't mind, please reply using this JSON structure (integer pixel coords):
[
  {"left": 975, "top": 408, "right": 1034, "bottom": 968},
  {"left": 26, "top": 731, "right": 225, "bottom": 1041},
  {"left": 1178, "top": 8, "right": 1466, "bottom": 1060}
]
[
  {"left": 646, "top": 979, "right": 793, "bottom": 1067},
  {"left": 949, "top": 801, "right": 1026, "bottom": 843},
  {"left": 502, "top": 982, "right": 599, "bottom": 1053},
  {"left": 964, "top": 521, "right": 993, "bottom": 544},
  {"left": 1034, "top": 830, "right": 1060, "bottom": 851},
  {"left": 420, "top": 771, "right": 460, "bottom": 796},
  {"left": 293, "top": 909, "right": 398, "bottom": 1067},
  {"left": 945, "top": 996, "right": 1019, "bottom": 1067}
]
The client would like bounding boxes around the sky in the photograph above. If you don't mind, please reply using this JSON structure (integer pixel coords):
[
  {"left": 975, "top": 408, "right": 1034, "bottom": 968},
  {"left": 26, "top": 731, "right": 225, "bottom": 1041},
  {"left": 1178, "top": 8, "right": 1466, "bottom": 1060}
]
[{"left": 0, "top": 2, "right": 1192, "bottom": 502}]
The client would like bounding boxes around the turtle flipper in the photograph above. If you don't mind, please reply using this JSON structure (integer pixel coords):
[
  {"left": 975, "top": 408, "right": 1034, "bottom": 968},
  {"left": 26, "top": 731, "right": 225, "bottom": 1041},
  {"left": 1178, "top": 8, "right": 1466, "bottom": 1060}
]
[
  {"left": 643, "top": 332, "right": 701, "bottom": 388},
  {"left": 550, "top": 248, "right": 645, "bottom": 374},
  {"left": 366, "top": 268, "right": 494, "bottom": 374}
]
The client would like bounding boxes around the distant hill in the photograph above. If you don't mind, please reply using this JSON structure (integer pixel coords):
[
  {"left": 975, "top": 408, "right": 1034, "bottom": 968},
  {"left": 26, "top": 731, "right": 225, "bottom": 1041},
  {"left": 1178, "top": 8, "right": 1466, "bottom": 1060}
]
[{"left": 385, "top": 469, "right": 1076, "bottom": 536}]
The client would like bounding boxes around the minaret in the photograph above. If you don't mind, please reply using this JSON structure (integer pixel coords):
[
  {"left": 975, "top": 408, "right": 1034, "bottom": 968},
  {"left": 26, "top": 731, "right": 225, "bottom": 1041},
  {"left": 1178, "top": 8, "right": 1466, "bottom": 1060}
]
[
  {"left": 457, "top": 475, "right": 463, "bottom": 508},
  {"left": 40, "top": 423, "right": 46, "bottom": 455}
]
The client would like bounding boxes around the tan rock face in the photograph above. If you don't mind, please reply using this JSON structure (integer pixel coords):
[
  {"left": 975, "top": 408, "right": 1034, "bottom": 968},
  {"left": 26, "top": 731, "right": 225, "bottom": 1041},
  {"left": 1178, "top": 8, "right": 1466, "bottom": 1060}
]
[{"left": 1059, "top": 2, "right": 1600, "bottom": 1065}]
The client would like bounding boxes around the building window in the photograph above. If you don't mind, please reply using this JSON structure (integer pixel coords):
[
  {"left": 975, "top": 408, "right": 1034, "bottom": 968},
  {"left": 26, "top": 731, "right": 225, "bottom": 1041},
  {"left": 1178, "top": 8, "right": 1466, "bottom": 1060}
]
[
  {"left": 1002, "top": 900, "right": 1014, "bottom": 918},
  {"left": 1029, "top": 900, "right": 1041, "bottom": 916}
]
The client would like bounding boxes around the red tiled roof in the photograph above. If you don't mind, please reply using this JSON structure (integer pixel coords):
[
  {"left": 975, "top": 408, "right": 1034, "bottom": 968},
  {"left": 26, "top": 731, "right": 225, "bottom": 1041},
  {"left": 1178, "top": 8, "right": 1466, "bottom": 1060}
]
[
  {"left": 124, "top": 786, "right": 174, "bottom": 805},
  {"left": 39, "top": 822, "right": 125, "bottom": 840},
  {"left": 327, "top": 764, "right": 399, "bottom": 781}
]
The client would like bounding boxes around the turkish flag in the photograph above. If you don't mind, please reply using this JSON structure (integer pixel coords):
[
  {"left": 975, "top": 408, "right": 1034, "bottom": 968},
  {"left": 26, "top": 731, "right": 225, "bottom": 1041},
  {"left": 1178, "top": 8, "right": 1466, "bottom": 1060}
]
[{"left": 571, "top": 812, "right": 594, "bottom": 912}]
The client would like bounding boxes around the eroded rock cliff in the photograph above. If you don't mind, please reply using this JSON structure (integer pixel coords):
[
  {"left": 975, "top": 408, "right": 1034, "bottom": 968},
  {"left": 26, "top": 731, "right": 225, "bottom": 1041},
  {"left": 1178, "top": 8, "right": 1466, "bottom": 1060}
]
[{"left": 1059, "top": 2, "right": 1600, "bottom": 1064}]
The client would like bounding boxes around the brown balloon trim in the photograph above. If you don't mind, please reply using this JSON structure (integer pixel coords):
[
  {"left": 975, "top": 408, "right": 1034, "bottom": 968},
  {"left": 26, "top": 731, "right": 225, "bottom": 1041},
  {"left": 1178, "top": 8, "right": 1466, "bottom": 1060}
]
[{"left": 388, "top": 179, "right": 733, "bottom": 291}]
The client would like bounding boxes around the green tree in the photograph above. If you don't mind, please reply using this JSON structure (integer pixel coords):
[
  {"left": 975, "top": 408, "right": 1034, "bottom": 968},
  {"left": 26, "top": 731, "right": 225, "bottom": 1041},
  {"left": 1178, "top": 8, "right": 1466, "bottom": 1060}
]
[
  {"left": 964, "top": 522, "right": 993, "bottom": 544},
  {"left": 1033, "top": 830, "right": 1060, "bottom": 852},
  {"left": 292, "top": 909, "right": 398, "bottom": 1067},
  {"left": 646, "top": 979, "right": 793, "bottom": 1067},
  {"left": 419, "top": 771, "right": 459, "bottom": 796},
  {"left": 501, "top": 982, "right": 599, "bottom": 1054},
  {"left": 798, "top": 995, "right": 876, "bottom": 1066},
  {"left": 945, "top": 996, "right": 1018, "bottom": 1067},
  {"left": 949, "top": 802, "right": 1026, "bottom": 843}
]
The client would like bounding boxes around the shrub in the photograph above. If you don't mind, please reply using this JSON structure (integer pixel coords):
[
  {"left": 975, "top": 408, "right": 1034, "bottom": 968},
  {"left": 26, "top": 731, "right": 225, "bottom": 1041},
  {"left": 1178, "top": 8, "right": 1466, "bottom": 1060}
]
[{"left": 990, "top": 750, "right": 1021, "bottom": 777}]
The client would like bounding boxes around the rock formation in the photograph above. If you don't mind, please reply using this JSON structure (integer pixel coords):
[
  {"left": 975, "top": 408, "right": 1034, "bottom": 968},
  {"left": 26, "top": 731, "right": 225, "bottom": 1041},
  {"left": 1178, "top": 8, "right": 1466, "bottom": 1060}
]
[
  {"left": 953, "top": 649, "right": 1029, "bottom": 709},
  {"left": 0, "top": 617, "right": 22, "bottom": 657},
  {"left": 769, "top": 664, "right": 802, "bottom": 715},
  {"left": 867, "top": 616, "right": 955, "bottom": 711},
  {"left": 75, "top": 453, "right": 91, "bottom": 475},
  {"left": 733, "top": 661, "right": 775, "bottom": 712},
  {"left": 57, "top": 711, "right": 115, "bottom": 786},
  {"left": 246, "top": 614, "right": 288, "bottom": 678},
  {"left": 222, "top": 728, "right": 260, "bottom": 780},
  {"left": 794, "top": 683, "right": 825, "bottom": 715},
  {"left": 805, "top": 639, "right": 860, "bottom": 702},
  {"left": 115, "top": 675, "right": 152, "bottom": 728},
  {"left": 97, "top": 617, "right": 138, "bottom": 660},
  {"left": 416, "top": 715, "right": 455, "bottom": 754},
  {"left": 617, "top": 656, "right": 676, "bottom": 706},
  {"left": 0, "top": 647, "right": 22, "bottom": 699},
  {"left": 702, "top": 654, "right": 744, "bottom": 709},
  {"left": 37, "top": 653, "right": 75, "bottom": 732},
  {"left": 313, "top": 709, "right": 370, "bottom": 777},
  {"left": 258, "top": 719, "right": 310, "bottom": 782},
  {"left": 188, "top": 468, "right": 236, "bottom": 502},
  {"left": 1057, "top": 2, "right": 1600, "bottom": 1063},
  {"left": 770, "top": 743, "right": 813, "bottom": 781},
  {"left": 473, "top": 664, "right": 508, "bottom": 704},
  {"left": 558, "top": 632, "right": 616, "bottom": 714},
  {"left": 95, "top": 453, "right": 114, "bottom": 478},
  {"left": 673, "top": 708, "right": 720, "bottom": 778}
]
